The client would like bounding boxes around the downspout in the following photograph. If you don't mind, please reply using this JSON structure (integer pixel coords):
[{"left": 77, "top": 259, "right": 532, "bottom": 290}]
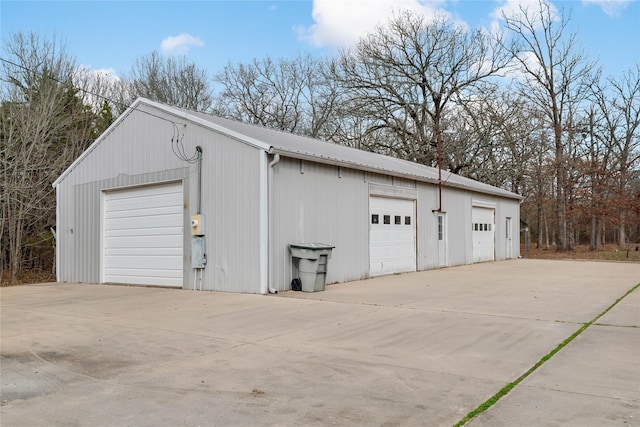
[
  {"left": 520, "top": 198, "right": 527, "bottom": 259},
  {"left": 266, "top": 153, "right": 281, "bottom": 294},
  {"left": 55, "top": 184, "right": 60, "bottom": 282}
]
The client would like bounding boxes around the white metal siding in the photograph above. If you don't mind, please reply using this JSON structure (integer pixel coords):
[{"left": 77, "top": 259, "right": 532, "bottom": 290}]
[
  {"left": 202, "top": 132, "right": 263, "bottom": 293},
  {"left": 54, "top": 104, "right": 193, "bottom": 284},
  {"left": 54, "top": 103, "right": 263, "bottom": 292},
  {"left": 270, "top": 158, "right": 369, "bottom": 290},
  {"left": 103, "top": 182, "right": 183, "bottom": 286},
  {"left": 472, "top": 207, "right": 495, "bottom": 263},
  {"left": 369, "top": 197, "right": 416, "bottom": 276}
]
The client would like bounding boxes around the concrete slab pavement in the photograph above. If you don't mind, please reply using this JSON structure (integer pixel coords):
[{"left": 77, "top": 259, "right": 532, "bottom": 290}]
[
  {"left": 468, "top": 262, "right": 640, "bottom": 427},
  {"left": 1, "top": 259, "right": 638, "bottom": 426}
]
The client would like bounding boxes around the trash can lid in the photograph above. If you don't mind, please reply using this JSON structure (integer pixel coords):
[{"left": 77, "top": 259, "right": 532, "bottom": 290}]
[{"left": 289, "top": 242, "right": 335, "bottom": 250}]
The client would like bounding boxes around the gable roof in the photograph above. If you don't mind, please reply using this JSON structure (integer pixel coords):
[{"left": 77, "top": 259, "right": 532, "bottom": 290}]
[{"left": 55, "top": 98, "right": 522, "bottom": 200}]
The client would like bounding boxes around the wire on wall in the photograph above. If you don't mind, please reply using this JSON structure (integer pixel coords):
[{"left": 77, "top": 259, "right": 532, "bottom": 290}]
[{"left": 171, "top": 123, "right": 199, "bottom": 164}]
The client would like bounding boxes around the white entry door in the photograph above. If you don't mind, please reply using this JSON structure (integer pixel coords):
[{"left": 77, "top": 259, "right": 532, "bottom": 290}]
[
  {"left": 506, "top": 217, "right": 513, "bottom": 259},
  {"left": 437, "top": 213, "right": 447, "bottom": 267},
  {"left": 103, "top": 182, "right": 184, "bottom": 287},
  {"left": 472, "top": 207, "right": 495, "bottom": 263},
  {"left": 369, "top": 197, "right": 416, "bottom": 277}
]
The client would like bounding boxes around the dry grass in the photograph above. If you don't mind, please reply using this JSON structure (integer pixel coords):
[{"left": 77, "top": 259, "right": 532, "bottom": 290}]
[
  {"left": 1, "top": 270, "right": 56, "bottom": 287},
  {"left": 522, "top": 243, "right": 640, "bottom": 263}
]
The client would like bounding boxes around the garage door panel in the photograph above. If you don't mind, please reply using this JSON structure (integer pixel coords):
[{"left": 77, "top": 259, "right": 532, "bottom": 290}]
[
  {"left": 106, "top": 190, "right": 182, "bottom": 208},
  {"left": 105, "top": 255, "right": 182, "bottom": 270},
  {"left": 106, "top": 200, "right": 171, "bottom": 213},
  {"left": 105, "top": 234, "right": 182, "bottom": 249},
  {"left": 105, "top": 226, "right": 183, "bottom": 238},
  {"left": 105, "top": 247, "right": 183, "bottom": 257},
  {"left": 104, "top": 182, "right": 183, "bottom": 287},
  {"left": 105, "top": 267, "right": 183, "bottom": 278},
  {"left": 107, "top": 271, "right": 182, "bottom": 287},
  {"left": 105, "top": 213, "right": 183, "bottom": 231},
  {"left": 369, "top": 197, "right": 416, "bottom": 277},
  {"left": 105, "top": 205, "right": 182, "bottom": 220}
]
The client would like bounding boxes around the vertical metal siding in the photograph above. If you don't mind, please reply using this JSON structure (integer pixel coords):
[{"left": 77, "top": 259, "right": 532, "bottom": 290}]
[
  {"left": 416, "top": 184, "right": 520, "bottom": 269},
  {"left": 270, "top": 159, "right": 521, "bottom": 290},
  {"left": 56, "top": 105, "right": 263, "bottom": 292},
  {"left": 415, "top": 183, "right": 437, "bottom": 270},
  {"left": 58, "top": 170, "right": 188, "bottom": 284},
  {"left": 270, "top": 157, "right": 370, "bottom": 290},
  {"left": 446, "top": 188, "right": 475, "bottom": 267},
  {"left": 200, "top": 130, "right": 262, "bottom": 293}
]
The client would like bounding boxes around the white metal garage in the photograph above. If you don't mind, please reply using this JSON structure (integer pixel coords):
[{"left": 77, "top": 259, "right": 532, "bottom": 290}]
[
  {"left": 54, "top": 98, "right": 523, "bottom": 292},
  {"left": 472, "top": 206, "right": 495, "bottom": 263},
  {"left": 102, "top": 182, "right": 184, "bottom": 287},
  {"left": 369, "top": 197, "right": 416, "bottom": 276}
]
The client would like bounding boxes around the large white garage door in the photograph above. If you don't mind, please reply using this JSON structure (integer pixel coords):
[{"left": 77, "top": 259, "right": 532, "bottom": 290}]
[
  {"left": 472, "top": 207, "right": 495, "bottom": 263},
  {"left": 103, "top": 182, "right": 184, "bottom": 287},
  {"left": 369, "top": 197, "right": 416, "bottom": 277}
]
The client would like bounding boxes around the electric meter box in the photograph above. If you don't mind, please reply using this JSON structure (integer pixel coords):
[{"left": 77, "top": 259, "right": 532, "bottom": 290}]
[
  {"left": 191, "top": 236, "right": 206, "bottom": 268},
  {"left": 191, "top": 214, "right": 205, "bottom": 236}
]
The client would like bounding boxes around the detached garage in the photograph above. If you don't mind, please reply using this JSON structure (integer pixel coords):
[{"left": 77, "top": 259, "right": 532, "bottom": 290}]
[{"left": 54, "top": 98, "right": 522, "bottom": 293}]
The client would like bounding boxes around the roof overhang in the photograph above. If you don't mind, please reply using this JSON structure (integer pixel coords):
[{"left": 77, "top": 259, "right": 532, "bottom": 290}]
[{"left": 268, "top": 147, "right": 523, "bottom": 201}]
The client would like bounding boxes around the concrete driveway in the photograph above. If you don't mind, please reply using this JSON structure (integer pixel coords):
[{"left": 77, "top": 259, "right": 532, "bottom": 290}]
[{"left": 1, "top": 259, "right": 638, "bottom": 426}]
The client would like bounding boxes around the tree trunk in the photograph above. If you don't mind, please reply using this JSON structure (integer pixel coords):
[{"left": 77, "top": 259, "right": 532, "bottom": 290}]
[
  {"left": 537, "top": 202, "right": 544, "bottom": 249},
  {"left": 597, "top": 217, "right": 603, "bottom": 250},
  {"left": 589, "top": 213, "right": 597, "bottom": 251},
  {"left": 619, "top": 210, "right": 627, "bottom": 249},
  {"left": 555, "top": 132, "right": 566, "bottom": 251},
  {"left": 10, "top": 217, "right": 23, "bottom": 283},
  {"left": 544, "top": 212, "right": 550, "bottom": 250}
]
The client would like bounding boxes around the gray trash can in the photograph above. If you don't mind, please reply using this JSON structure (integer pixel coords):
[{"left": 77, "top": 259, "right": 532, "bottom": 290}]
[{"left": 289, "top": 243, "right": 335, "bottom": 292}]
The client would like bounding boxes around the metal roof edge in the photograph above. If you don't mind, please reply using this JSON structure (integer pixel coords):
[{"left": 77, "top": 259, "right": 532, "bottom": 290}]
[
  {"left": 269, "top": 147, "right": 523, "bottom": 201},
  {"left": 142, "top": 100, "right": 272, "bottom": 152},
  {"left": 269, "top": 147, "right": 434, "bottom": 184}
]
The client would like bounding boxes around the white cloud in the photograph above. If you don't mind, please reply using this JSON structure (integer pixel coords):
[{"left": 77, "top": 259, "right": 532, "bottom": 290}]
[
  {"left": 297, "top": 0, "right": 449, "bottom": 48},
  {"left": 160, "top": 33, "right": 204, "bottom": 55},
  {"left": 582, "top": 0, "right": 634, "bottom": 17}
]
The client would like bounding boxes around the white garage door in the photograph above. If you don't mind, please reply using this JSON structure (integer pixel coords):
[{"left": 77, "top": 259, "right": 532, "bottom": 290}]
[
  {"left": 103, "top": 182, "right": 184, "bottom": 287},
  {"left": 472, "top": 207, "right": 495, "bottom": 263},
  {"left": 369, "top": 197, "right": 416, "bottom": 277}
]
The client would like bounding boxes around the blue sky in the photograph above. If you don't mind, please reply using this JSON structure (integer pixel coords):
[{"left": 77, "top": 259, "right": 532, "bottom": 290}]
[{"left": 1, "top": 0, "right": 638, "bottom": 83}]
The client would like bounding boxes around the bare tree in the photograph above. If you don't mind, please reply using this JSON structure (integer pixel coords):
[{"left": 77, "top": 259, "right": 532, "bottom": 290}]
[
  {"left": 332, "top": 12, "right": 512, "bottom": 165},
  {"left": 124, "top": 51, "right": 214, "bottom": 112},
  {"left": 590, "top": 66, "right": 640, "bottom": 248},
  {"left": 1, "top": 32, "right": 95, "bottom": 282},
  {"left": 213, "top": 54, "right": 340, "bottom": 139},
  {"left": 453, "top": 89, "right": 542, "bottom": 193},
  {"left": 503, "top": 0, "right": 597, "bottom": 251},
  {"left": 73, "top": 66, "right": 123, "bottom": 126}
]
